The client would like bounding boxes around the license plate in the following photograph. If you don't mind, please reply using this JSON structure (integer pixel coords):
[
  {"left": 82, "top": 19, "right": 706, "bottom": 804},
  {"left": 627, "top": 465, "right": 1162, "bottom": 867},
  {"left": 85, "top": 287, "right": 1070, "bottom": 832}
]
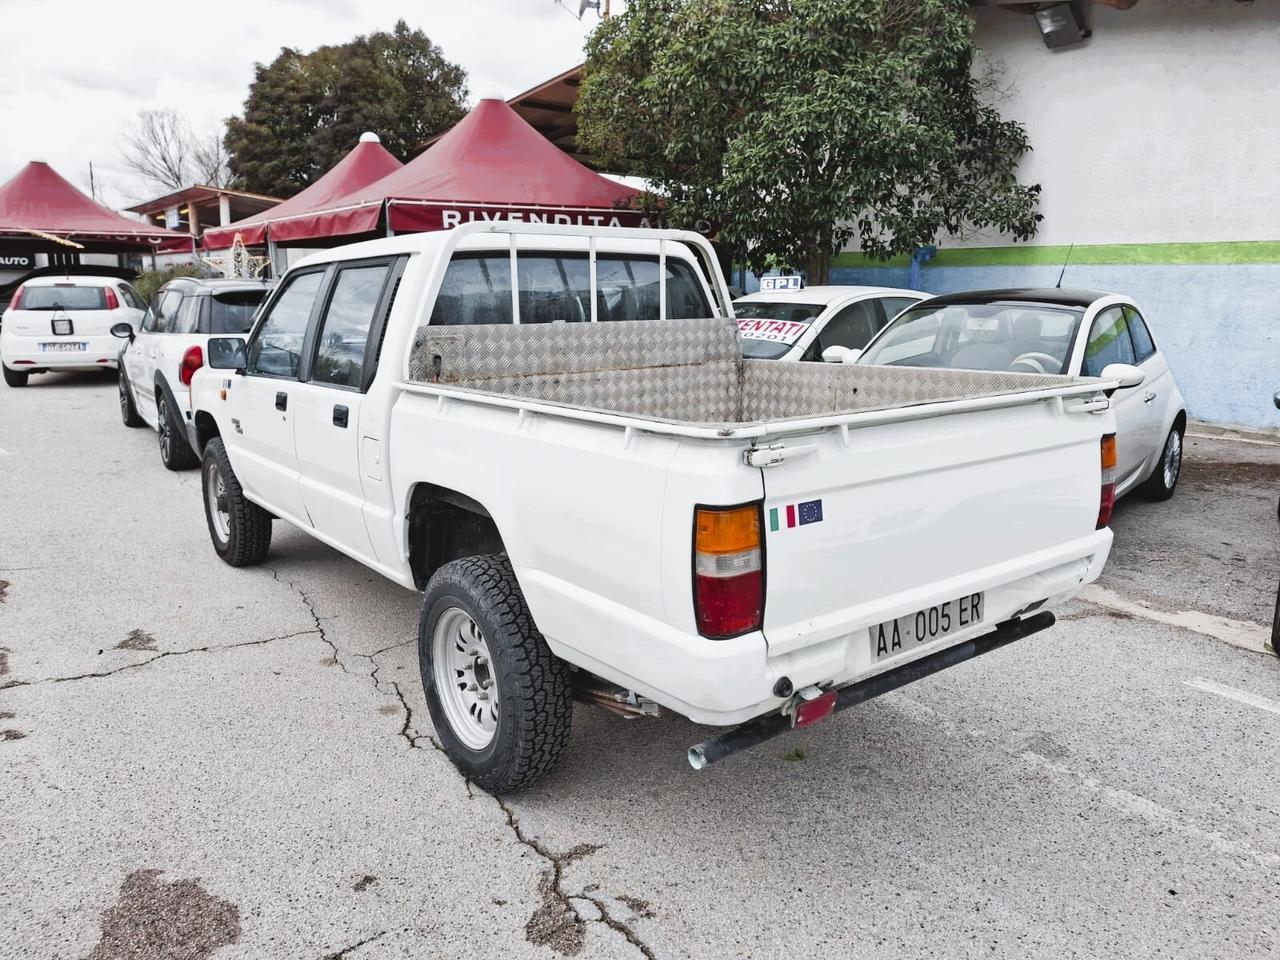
[
  {"left": 870, "top": 592, "right": 984, "bottom": 661},
  {"left": 40, "top": 342, "right": 87, "bottom": 353}
]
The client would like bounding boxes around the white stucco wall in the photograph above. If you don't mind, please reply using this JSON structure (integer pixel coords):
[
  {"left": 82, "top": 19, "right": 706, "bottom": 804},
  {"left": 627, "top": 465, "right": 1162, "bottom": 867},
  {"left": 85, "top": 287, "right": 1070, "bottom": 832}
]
[{"left": 967, "top": 0, "right": 1280, "bottom": 247}]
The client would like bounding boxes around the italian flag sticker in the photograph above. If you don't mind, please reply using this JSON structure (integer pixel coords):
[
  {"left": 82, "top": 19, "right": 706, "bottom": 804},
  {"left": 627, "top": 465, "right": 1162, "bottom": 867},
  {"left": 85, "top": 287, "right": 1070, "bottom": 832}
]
[{"left": 768, "top": 499, "right": 824, "bottom": 531}]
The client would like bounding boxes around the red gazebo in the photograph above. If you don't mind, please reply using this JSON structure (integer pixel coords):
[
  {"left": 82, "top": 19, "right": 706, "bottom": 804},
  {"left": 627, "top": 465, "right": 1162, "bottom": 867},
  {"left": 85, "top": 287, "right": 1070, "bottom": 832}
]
[
  {"left": 0, "top": 161, "right": 187, "bottom": 253},
  {"left": 267, "top": 99, "right": 647, "bottom": 246},
  {"left": 201, "top": 133, "right": 403, "bottom": 250}
]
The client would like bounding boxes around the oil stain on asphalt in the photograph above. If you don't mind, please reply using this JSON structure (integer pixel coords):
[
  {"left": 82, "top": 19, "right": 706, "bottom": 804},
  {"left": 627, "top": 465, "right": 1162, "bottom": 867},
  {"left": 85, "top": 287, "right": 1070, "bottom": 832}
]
[
  {"left": 85, "top": 869, "right": 240, "bottom": 960},
  {"left": 115, "top": 630, "right": 159, "bottom": 652}
]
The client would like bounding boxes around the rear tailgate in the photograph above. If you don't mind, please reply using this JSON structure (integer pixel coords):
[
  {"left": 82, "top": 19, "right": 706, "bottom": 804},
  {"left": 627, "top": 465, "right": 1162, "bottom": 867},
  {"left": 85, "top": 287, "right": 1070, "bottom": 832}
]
[{"left": 759, "top": 392, "right": 1112, "bottom": 658}]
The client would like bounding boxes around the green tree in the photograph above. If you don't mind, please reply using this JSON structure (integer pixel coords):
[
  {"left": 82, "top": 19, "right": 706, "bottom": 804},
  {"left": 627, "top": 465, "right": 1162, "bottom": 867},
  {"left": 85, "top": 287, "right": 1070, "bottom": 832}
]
[
  {"left": 578, "top": 0, "right": 1041, "bottom": 282},
  {"left": 225, "top": 21, "right": 467, "bottom": 197}
]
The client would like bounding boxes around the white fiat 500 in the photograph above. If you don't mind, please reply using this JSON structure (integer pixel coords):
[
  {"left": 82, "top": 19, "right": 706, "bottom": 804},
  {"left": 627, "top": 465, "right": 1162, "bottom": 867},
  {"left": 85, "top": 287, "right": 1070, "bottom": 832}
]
[
  {"left": 0, "top": 275, "right": 146, "bottom": 387},
  {"left": 733, "top": 282, "right": 927, "bottom": 361},
  {"left": 849, "top": 288, "right": 1188, "bottom": 501}
]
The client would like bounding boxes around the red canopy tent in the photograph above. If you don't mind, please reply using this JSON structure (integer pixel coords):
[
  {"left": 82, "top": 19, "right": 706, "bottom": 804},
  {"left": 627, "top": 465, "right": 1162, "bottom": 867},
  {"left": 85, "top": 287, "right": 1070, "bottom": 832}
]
[
  {"left": 274, "top": 99, "right": 646, "bottom": 244},
  {"left": 0, "top": 161, "right": 187, "bottom": 251},
  {"left": 201, "top": 133, "right": 403, "bottom": 250}
]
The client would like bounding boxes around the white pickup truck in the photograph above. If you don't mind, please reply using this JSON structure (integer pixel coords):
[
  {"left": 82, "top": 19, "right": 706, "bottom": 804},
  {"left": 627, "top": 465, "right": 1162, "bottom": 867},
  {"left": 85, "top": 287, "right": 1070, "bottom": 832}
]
[{"left": 190, "top": 223, "right": 1120, "bottom": 793}]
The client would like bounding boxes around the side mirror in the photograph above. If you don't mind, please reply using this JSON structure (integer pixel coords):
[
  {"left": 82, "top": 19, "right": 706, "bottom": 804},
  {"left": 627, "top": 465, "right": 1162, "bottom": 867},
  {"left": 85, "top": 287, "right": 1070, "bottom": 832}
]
[
  {"left": 823, "top": 346, "right": 862, "bottom": 364},
  {"left": 207, "top": 336, "right": 248, "bottom": 371},
  {"left": 109, "top": 322, "right": 134, "bottom": 341},
  {"left": 1099, "top": 362, "right": 1145, "bottom": 390},
  {"left": 1273, "top": 390, "right": 1279, "bottom": 411}
]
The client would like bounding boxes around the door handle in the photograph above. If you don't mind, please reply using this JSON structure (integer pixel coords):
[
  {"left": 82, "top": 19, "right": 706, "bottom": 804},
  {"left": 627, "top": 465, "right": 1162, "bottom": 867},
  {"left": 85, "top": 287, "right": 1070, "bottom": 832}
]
[
  {"left": 332, "top": 404, "right": 348, "bottom": 428},
  {"left": 1143, "top": 391, "right": 1157, "bottom": 403},
  {"left": 275, "top": 391, "right": 288, "bottom": 411}
]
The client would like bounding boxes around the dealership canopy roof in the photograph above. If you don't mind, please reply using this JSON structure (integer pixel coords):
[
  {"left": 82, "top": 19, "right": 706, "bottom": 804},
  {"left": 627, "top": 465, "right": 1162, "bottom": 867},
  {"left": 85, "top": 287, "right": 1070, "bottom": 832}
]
[
  {"left": 202, "top": 133, "right": 403, "bottom": 250},
  {"left": 280, "top": 99, "right": 642, "bottom": 244},
  {"left": 0, "top": 161, "right": 186, "bottom": 249}
]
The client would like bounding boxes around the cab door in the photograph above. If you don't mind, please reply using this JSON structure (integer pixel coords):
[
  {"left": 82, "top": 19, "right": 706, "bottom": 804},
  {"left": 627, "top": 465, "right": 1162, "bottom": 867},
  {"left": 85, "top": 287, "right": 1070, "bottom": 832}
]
[
  {"left": 291, "top": 259, "right": 399, "bottom": 561},
  {"left": 225, "top": 268, "right": 327, "bottom": 524}
]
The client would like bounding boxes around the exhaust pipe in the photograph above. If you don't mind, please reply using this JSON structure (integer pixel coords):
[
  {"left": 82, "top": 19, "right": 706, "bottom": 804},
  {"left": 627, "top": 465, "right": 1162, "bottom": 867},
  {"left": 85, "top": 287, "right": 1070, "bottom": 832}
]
[{"left": 688, "top": 611, "right": 1056, "bottom": 770}]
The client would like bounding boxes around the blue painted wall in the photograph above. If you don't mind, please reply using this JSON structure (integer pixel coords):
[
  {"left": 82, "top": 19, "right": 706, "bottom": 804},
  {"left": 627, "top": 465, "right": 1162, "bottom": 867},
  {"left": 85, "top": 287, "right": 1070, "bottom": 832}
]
[{"left": 813, "top": 263, "right": 1280, "bottom": 432}]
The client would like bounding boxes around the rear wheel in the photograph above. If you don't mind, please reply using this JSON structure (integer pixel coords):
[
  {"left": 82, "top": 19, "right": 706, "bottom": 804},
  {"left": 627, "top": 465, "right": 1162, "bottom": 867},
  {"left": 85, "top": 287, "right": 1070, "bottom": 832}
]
[
  {"left": 202, "top": 437, "right": 272, "bottom": 566},
  {"left": 119, "top": 369, "right": 143, "bottom": 427},
  {"left": 419, "top": 554, "right": 572, "bottom": 794},
  {"left": 2, "top": 365, "right": 28, "bottom": 388},
  {"left": 158, "top": 394, "right": 199, "bottom": 470},
  {"left": 1139, "top": 424, "right": 1183, "bottom": 501}
]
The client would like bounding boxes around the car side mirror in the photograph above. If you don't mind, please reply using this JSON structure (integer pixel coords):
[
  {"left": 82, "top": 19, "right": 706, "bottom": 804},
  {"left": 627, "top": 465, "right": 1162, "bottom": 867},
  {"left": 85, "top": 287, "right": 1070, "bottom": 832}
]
[
  {"left": 1273, "top": 390, "right": 1279, "bottom": 411},
  {"left": 207, "top": 336, "right": 248, "bottom": 372},
  {"left": 822, "top": 346, "right": 862, "bottom": 364},
  {"left": 1099, "top": 362, "right": 1145, "bottom": 390},
  {"left": 110, "top": 322, "right": 134, "bottom": 341}
]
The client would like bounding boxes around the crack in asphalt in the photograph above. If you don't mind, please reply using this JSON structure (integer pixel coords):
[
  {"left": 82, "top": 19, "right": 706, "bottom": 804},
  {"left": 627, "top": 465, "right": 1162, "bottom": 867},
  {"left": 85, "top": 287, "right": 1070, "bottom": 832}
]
[
  {"left": 320, "top": 930, "right": 386, "bottom": 959},
  {"left": 268, "top": 568, "right": 355, "bottom": 676},
  {"left": 573, "top": 894, "right": 659, "bottom": 960},
  {"left": 0, "top": 630, "right": 319, "bottom": 690}
]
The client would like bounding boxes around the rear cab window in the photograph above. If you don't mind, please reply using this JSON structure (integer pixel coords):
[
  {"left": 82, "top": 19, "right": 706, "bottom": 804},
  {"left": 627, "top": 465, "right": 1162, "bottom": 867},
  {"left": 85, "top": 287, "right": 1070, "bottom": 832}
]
[{"left": 205, "top": 289, "right": 268, "bottom": 335}]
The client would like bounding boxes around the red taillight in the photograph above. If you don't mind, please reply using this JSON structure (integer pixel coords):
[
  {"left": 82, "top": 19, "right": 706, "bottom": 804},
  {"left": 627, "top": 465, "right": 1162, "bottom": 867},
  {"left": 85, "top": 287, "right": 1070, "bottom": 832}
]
[
  {"left": 103, "top": 287, "right": 119, "bottom": 310},
  {"left": 693, "top": 504, "right": 764, "bottom": 638},
  {"left": 9, "top": 285, "right": 24, "bottom": 310},
  {"left": 179, "top": 345, "right": 204, "bottom": 386},
  {"left": 793, "top": 689, "right": 837, "bottom": 728},
  {"left": 1097, "top": 433, "right": 1117, "bottom": 529}
]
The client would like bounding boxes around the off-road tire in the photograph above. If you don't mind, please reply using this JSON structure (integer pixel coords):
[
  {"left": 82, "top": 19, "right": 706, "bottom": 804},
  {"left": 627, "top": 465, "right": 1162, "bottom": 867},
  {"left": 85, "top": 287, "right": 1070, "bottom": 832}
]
[
  {"left": 202, "top": 437, "right": 272, "bottom": 566},
  {"left": 419, "top": 554, "right": 572, "bottom": 793},
  {"left": 158, "top": 393, "right": 199, "bottom": 470},
  {"left": 119, "top": 368, "right": 143, "bottom": 427},
  {"left": 2, "top": 365, "right": 28, "bottom": 388},
  {"left": 1138, "top": 424, "right": 1183, "bottom": 501}
]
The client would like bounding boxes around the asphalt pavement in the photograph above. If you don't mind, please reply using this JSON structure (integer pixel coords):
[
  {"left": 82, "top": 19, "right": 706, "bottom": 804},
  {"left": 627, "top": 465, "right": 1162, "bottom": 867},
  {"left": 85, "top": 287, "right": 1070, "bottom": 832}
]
[{"left": 2, "top": 370, "right": 1278, "bottom": 960}]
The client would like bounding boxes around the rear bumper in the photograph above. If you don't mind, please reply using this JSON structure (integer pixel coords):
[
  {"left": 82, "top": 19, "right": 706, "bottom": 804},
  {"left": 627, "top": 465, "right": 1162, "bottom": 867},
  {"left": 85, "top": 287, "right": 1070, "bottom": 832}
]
[
  {"left": 526, "top": 528, "right": 1111, "bottom": 726},
  {"left": 1, "top": 331, "right": 121, "bottom": 370}
]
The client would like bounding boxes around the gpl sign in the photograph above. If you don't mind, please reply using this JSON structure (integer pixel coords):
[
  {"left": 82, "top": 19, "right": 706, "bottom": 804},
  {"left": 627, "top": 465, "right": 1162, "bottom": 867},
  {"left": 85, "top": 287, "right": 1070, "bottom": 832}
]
[{"left": 759, "top": 275, "right": 802, "bottom": 292}]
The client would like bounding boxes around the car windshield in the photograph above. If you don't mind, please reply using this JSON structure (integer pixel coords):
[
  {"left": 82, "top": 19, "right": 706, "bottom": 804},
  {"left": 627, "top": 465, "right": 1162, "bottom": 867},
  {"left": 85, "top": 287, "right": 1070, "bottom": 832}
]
[
  {"left": 733, "top": 300, "right": 825, "bottom": 359},
  {"left": 859, "top": 301, "right": 1086, "bottom": 374},
  {"left": 21, "top": 285, "right": 107, "bottom": 310},
  {"left": 209, "top": 290, "right": 267, "bottom": 334}
]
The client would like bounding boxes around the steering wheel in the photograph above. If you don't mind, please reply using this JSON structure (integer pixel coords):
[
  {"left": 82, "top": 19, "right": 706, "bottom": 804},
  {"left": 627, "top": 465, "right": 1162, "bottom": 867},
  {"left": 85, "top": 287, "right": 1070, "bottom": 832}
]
[{"left": 1010, "top": 352, "right": 1060, "bottom": 374}]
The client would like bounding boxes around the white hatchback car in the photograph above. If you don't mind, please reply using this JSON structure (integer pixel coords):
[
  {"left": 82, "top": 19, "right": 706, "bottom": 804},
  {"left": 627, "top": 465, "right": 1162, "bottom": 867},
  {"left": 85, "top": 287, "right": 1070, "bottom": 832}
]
[
  {"left": 732, "top": 284, "right": 928, "bottom": 361},
  {"left": 0, "top": 275, "right": 146, "bottom": 387},
  {"left": 854, "top": 288, "right": 1188, "bottom": 500},
  {"left": 115, "top": 277, "right": 270, "bottom": 470}
]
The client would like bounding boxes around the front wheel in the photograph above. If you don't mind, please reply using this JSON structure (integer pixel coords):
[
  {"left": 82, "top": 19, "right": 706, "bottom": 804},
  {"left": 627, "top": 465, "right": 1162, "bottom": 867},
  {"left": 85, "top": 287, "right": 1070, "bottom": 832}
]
[
  {"left": 2, "top": 365, "right": 28, "bottom": 388},
  {"left": 1139, "top": 424, "right": 1183, "bottom": 501},
  {"left": 419, "top": 555, "right": 572, "bottom": 794},
  {"left": 202, "top": 437, "right": 272, "bottom": 566},
  {"left": 158, "top": 394, "right": 199, "bottom": 470}
]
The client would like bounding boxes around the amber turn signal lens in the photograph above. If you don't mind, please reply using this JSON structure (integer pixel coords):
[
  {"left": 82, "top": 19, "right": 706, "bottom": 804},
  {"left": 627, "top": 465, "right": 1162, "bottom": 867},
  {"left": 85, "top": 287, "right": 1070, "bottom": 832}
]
[
  {"left": 695, "top": 505, "right": 761, "bottom": 555},
  {"left": 1100, "top": 433, "right": 1117, "bottom": 470}
]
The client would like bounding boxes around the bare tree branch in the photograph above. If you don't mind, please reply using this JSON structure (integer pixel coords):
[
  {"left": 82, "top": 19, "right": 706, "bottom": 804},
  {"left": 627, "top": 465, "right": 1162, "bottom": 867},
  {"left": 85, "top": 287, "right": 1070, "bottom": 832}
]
[
  {"left": 191, "top": 122, "right": 234, "bottom": 188},
  {"left": 121, "top": 109, "right": 193, "bottom": 191}
]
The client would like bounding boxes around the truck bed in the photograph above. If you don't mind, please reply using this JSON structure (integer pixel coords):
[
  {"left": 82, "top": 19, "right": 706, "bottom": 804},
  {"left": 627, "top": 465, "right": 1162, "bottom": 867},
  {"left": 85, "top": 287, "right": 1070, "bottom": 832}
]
[{"left": 405, "top": 317, "right": 1103, "bottom": 429}]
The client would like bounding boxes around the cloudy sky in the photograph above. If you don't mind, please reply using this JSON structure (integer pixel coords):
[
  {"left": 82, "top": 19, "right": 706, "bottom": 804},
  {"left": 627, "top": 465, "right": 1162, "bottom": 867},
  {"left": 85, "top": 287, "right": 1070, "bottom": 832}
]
[{"left": 0, "top": 0, "right": 605, "bottom": 209}]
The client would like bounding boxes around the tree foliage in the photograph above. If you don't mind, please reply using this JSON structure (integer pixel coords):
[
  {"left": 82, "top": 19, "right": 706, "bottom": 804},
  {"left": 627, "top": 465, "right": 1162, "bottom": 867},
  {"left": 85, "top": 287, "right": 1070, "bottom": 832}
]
[
  {"left": 225, "top": 21, "right": 467, "bottom": 198},
  {"left": 578, "top": 0, "right": 1042, "bottom": 281}
]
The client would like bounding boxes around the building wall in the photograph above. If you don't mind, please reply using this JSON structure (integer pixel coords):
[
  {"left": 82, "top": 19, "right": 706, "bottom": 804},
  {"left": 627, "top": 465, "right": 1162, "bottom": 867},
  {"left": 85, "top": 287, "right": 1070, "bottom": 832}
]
[{"left": 834, "top": 0, "right": 1280, "bottom": 431}]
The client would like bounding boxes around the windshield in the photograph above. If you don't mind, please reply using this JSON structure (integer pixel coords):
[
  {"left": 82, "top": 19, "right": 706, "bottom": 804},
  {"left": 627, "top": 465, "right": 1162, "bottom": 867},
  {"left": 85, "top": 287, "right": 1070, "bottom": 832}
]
[
  {"left": 733, "top": 300, "right": 824, "bottom": 359},
  {"left": 209, "top": 290, "right": 267, "bottom": 334},
  {"left": 21, "top": 285, "right": 107, "bottom": 310},
  {"left": 859, "top": 302, "right": 1086, "bottom": 374}
]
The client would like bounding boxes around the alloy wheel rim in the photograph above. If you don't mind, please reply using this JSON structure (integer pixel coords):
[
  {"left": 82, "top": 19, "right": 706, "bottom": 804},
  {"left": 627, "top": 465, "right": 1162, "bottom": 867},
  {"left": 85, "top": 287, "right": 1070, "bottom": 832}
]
[
  {"left": 432, "top": 606, "right": 499, "bottom": 750},
  {"left": 206, "top": 461, "right": 230, "bottom": 541},
  {"left": 1163, "top": 430, "right": 1182, "bottom": 489},
  {"left": 119, "top": 379, "right": 128, "bottom": 417},
  {"left": 159, "top": 401, "right": 170, "bottom": 458}
]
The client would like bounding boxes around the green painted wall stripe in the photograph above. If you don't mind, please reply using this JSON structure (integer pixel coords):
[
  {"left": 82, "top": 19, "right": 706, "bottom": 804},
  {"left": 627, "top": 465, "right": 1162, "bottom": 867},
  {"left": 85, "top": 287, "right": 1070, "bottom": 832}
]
[{"left": 832, "top": 240, "right": 1280, "bottom": 269}]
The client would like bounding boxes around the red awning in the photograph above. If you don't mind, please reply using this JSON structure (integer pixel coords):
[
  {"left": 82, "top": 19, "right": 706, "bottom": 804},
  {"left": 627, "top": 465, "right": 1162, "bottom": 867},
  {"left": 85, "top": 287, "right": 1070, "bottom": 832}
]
[
  {"left": 283, "top": 100, "right": 641, "bottom": 242},
  {"left": 0, "top": 161, "right": 186, "bottom": 247},
  {"left": 201, "top": 134, "right": 403, "bottom": 250}
]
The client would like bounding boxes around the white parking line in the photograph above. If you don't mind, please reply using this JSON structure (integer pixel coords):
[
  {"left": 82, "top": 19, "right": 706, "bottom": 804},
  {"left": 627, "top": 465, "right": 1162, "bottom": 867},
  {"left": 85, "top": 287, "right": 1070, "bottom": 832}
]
[
  {"left": 1184, "top": 677, "right": 1280, "bottom": 717},
  {"left": 1186, "top": 431, "right": 1280, "bottom": 447},
  {"left": 1077, "top": 584, "right": 1270, "bottom": 654}
]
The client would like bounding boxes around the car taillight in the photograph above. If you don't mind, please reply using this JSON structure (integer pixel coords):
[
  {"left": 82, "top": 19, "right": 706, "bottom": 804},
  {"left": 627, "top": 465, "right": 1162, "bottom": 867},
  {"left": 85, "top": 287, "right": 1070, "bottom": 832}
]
[
  {"left": 9, "top": 285, "right": 23, "bottom": 310},
  {"left": 103, "top": 287, "right": 119, "bottom": 310},
  {"left": 1097, "top": 433, "right": 1117, "bottom": 529},
  {"left": 693, "top": 504, "right": 763, "bottom": 638},
  {"left": 179, "top": 345, "right": 204, "bottom": 386}
]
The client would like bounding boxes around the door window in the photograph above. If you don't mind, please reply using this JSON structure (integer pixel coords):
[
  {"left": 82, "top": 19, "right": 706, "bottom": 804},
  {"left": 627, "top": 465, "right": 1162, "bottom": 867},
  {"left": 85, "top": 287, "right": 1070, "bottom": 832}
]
[
  {"left": 1124, "top": 306, "right": 1157, "bottom": 362},
  {"left": 1082, "top": 306, "right": 1136, "bottom": 377},
  {"left": 119, "top": 284, "right": 145, "bottom": 310},
  {"left": 246, "top": 271, "right": 324, "bottom": 378},
  {"left": 172, "top": 296, "right": 201, "bottom": 335},
  {"left": 816, "top": 300, "right": 881, "bottom": 352},
  {"left": 145, "top": 289, "right": 183, "bottom": 333},
  {"left": 311, "top": 264, "right": 391, "bottom": 389},
  {"left": 878, "top": 297, "right": 920, "bottom": 323}
]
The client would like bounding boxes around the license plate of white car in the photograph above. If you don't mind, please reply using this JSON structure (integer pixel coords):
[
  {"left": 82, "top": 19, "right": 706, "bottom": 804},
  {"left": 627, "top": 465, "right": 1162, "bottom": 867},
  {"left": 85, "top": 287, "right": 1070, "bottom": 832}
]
[
  {"left": 40, "top": 342, "right": 86, "bottom": 352},
  {"left": 870, "top": 592, "right": 984, "bottom": 661}
]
